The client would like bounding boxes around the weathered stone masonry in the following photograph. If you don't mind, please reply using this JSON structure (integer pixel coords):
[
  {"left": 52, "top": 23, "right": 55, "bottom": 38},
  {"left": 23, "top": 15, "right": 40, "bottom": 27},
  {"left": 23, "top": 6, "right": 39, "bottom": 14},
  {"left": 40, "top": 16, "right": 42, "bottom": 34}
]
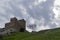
[
  {"left": 5, "top": 17, "right": 26, "bottom": 32},
  {"left": 0, "top": 17, "right": 26, "bottom": 35}
]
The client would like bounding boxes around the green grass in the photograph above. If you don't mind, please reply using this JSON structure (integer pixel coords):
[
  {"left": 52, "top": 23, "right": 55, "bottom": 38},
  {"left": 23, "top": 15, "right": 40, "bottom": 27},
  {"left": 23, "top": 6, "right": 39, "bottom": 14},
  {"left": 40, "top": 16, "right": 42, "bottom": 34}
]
[{"left": 3, "top": 28, "right": 60, "bottom": 40}]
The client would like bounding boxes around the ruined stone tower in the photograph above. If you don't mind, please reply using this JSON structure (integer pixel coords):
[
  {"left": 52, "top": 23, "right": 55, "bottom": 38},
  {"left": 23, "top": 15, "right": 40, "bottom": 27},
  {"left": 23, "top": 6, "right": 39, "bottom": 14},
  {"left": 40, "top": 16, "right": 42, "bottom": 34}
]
[{"left": 5, "top": 17, "right": 26, "bottom": 32}]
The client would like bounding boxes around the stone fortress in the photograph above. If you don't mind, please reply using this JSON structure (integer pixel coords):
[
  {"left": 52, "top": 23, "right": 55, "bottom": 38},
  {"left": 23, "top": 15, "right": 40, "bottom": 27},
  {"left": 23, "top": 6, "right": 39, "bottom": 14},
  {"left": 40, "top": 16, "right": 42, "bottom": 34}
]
[{"left": 0, "top": 17, "right": 26, "bottom": 35}]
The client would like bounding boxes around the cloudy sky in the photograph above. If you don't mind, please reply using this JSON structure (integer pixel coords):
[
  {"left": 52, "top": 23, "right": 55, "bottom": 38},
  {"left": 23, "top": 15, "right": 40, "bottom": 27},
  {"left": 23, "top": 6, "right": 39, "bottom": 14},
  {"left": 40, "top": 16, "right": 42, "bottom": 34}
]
[{"left": 0, "top": 0, "right": 60, "bottom": 32}]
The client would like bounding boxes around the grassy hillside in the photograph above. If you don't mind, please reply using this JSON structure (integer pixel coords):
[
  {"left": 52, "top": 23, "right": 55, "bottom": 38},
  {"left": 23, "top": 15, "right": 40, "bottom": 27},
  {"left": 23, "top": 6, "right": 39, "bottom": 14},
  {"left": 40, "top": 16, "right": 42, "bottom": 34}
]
[{"left": 3, "top": 28, "right": 60, "bottom": 40}]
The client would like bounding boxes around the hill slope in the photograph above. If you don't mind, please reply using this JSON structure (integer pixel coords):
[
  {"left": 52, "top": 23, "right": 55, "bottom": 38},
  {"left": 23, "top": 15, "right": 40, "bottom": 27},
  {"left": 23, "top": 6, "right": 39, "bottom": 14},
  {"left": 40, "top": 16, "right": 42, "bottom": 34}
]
[{"left": 4, "top": 28, "right": 60, "bottom": 40}]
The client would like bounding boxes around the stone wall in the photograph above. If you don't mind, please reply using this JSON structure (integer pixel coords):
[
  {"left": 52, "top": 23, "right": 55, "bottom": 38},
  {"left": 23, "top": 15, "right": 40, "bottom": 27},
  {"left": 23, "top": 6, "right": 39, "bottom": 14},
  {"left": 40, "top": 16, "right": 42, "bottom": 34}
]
[{"left": 5, "top": 17, "right": 26, "bottom": 32}]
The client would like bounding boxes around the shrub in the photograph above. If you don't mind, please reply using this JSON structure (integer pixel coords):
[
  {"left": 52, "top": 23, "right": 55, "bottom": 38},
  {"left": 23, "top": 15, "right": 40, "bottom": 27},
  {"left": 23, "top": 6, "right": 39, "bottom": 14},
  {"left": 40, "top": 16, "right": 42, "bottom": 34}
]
[{"left": 0, "top": 35, "right": 3, "bottom": 40}]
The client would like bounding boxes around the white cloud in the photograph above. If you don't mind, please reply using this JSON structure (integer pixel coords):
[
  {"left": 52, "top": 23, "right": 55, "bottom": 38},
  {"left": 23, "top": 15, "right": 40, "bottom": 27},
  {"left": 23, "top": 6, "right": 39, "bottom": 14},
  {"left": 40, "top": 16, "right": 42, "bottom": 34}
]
[
  {"left": 29, "top": 0, "right": 47, "bottom": 9},
  {"left": 53, "top": 0, "right": 60, "bottom": 27},
  {"left": 0, "top": 0, "right": 58, "bottom": 32},
  {"left": 33, "top": 0, "right": 47, "bottom": 6},
  {"left": 18, "top": 5, "right": 29, "bottom": 17},
  {"left": 36, "top": 25, "right": 50, "bottom": 32},
  {"left": 54, "top": 0, "right": 60, "bottom": 6},
  {"left": 53, "top": 0, "right": 60, "bottom": 19},
  {"left": 29, "top": 17, "right": 36, "bottom": 24}
]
